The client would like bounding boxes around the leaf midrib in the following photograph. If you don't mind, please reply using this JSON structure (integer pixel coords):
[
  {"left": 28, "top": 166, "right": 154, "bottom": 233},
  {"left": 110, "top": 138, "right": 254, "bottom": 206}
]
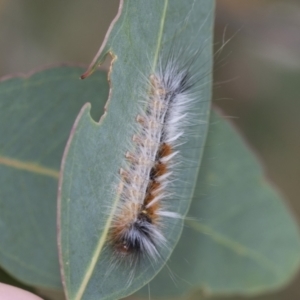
[
  {"left": 0, "top": 155, "right": 59, "bottom": 179},
  {"left": 187, "top": 219, "right": 282, "bottom": 276}
]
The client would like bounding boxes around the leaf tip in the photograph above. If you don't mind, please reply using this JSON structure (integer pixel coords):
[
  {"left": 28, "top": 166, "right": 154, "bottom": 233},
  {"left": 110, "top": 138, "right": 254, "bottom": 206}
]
[{"left": 80, "top": 70, "right": 91, "bottom": 80}]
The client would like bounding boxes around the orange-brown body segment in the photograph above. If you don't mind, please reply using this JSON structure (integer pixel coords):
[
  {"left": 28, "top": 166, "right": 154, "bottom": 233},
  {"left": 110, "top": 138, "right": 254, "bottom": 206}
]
[{"left": 142, "top": 142, "right": 173, "bottom": 222}]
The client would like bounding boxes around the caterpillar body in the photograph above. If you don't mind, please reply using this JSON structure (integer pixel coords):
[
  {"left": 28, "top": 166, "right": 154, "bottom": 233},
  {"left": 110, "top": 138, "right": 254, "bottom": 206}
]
[{"left": 109, "top": 51, "right": 199, "bottom": 268}]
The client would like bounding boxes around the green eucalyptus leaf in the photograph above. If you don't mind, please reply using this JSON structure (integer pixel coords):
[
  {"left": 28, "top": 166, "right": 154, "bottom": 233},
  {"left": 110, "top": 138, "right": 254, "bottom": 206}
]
[
  {"left": 0, "top": 67, "right": 108, "bottom": 289},
  {"left": 58, "top": 0, "right": 214, "bottom": 300},
  {"left": 142, "top": 110, "right": 300, "bottom": 298}
]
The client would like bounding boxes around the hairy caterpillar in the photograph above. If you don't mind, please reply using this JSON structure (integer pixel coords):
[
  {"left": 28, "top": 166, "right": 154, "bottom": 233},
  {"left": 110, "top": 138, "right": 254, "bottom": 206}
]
[{"left": 107, "top": 42, "right": 208, "bottom": 273}]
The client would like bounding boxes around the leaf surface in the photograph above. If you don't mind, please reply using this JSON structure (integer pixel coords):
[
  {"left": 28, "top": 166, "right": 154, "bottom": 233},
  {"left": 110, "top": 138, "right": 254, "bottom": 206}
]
[
  {"left": 0, "top": 67, "right": 108, "bottom": 289},
  {"left": 58, "top": 0, "right": 214, "bottom": 299}
]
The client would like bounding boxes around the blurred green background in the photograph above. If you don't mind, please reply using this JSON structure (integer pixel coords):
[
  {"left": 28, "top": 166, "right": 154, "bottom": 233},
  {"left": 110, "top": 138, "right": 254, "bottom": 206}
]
[{"left": 0, "top": 0, "right": 299, "bottom": 299}]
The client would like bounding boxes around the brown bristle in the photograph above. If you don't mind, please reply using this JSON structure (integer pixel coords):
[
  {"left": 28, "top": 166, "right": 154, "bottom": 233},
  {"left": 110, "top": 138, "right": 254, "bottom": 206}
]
[
  {"left": 136, "top": 114, "right": 145, "bottom": 124},
  {"left": 146, "top": 180, "right": 160, "bottom": 196},
  {"left": 144, "top": 193, "right": 160, "bottom": 221},
  {"left": 153, "top": 162, "right": 167, "bottom": 177},
  {"left": 141, "top": 143, "right": 173, "bottom": 222},
  {"left": 110, "top": 202, "right": 139, "bottom": 247},
  {"left": 145, "top": 202, "right": 160, "bottom": 221},
  {"left": 150, "top": 74, "right": 167, "bottom": 97},
  {"left": 119, "top": 168, "right": 129, "bottom": 179},
  {"left": 143, "top": 178, "right": 161, "bottom": 221},
  {"left": 158, "top": 143, "right": 172, "bottom": 158},
  {"left": 110, "top": 227, "right": 124, "bottom": 249}
]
